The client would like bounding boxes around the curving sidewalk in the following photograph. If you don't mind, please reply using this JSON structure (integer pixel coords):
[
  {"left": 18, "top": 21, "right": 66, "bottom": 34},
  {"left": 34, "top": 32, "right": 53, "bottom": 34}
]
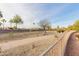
[
  {"left": 64, "top": 32, "right": 79, "bottom": 56},
  {"left": 40, "top": 30, "right": 76, "bottom": 56}
]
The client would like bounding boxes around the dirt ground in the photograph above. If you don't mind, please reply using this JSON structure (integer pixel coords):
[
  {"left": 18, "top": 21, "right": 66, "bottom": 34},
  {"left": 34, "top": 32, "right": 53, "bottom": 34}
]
[
  {"left": 0, "top": 31, "right": 63, "bottom": 56},
  {"left": 0, "top": 31, "right": 58, "bottom": 43}
]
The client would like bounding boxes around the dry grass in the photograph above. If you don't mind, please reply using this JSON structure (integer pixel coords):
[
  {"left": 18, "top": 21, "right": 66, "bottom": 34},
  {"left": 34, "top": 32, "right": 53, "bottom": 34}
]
[{"left": 0, "top": 31, "right": 55, "bottom": 43}]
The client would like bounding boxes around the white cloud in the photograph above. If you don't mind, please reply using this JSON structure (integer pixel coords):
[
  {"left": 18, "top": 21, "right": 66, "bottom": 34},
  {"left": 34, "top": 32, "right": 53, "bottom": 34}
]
[
  {"left": 0, "top": 3, "right": 70, "bottom": 29},
  {"left": 0, "top": 3, "right": 40, "bottom": 28}
]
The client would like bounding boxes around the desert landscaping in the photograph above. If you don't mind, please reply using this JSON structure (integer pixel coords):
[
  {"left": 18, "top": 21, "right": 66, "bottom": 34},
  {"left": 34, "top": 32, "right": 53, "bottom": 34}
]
[
  {"left": 0, "top": 3, "right": 79, "bottom": 56},
  {"left": 0, "top": 31, "right": 63, "bottom": 56}
]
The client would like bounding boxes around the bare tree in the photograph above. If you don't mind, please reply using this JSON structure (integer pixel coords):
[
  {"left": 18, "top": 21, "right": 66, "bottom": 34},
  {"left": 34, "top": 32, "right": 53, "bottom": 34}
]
[{"left": 38, "top": 19, "right": 51, "bottom": 34}]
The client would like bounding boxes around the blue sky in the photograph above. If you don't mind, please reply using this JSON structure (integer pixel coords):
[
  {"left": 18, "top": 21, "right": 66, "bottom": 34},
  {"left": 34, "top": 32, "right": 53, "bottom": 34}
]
[{"left": 0, "top": 3, "right": 79, "bottom": 28}]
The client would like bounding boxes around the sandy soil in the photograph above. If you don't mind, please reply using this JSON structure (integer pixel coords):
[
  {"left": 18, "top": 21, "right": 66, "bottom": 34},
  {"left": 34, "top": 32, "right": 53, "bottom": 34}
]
[
  {"left": 0, "top": 31, "right": 57, "bottom": 43},
  {"left": 0, "top": 31, "right": 62, "bottom": 56}
]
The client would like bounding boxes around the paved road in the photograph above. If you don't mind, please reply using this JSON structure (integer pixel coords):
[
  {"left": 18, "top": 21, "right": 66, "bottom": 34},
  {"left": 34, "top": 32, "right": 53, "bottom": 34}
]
[{"left": 64, "top": 32, "right": 79, "bottom": 56}]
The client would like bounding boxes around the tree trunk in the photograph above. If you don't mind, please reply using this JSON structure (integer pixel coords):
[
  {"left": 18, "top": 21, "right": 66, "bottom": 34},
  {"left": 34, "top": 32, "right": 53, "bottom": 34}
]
[
  {"left": 15, "top": 23, "right": 17, "bottom": 29},
  {"left": 44, "top": 27, "right": 46, "bottom": 35},
  {"left": 3, "top": 22, "right": 4, "bottom": 30}
]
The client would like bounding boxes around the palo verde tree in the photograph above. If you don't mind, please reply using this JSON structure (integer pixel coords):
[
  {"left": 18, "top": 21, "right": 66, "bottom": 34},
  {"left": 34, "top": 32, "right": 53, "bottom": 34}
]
[
  {"left": 73, "top": 20, "right": 79, "bottom": 30},
  {"left": 10, "top": 15, "right": 23, "bottom": 29},
  {"left": 38, "top": 19, "right": 51, "bottom": 34},
  {"left": 74, "top": 20, "right": 79, "bottom": 27},
  {"left": 1, "top": 19, "right": 6, "bottom": 29},
  {"left": 67, "top": 20, "right": 79, "bottom": 30}
]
